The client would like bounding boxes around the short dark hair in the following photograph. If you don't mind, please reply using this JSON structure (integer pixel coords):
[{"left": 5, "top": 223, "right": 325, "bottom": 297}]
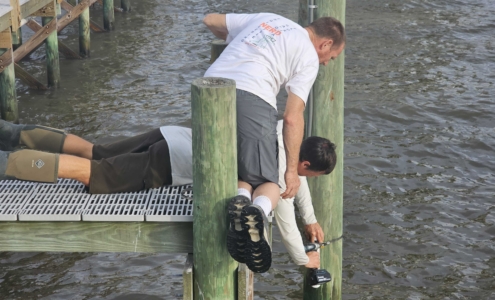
[
  {"left": 308, "top": 17, "right": 346, "bottom": 48},
  {"left": 299, "top": 136, "right": 337, "bottom": 175}
]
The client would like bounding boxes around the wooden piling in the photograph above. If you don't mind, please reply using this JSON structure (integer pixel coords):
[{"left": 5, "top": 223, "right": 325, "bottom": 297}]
[
  {"left": 0, "top": 29, "right": 18, "bottom": 123},
  {"left": 103, "top": 0, "right": 114, "bottom": 30},
  {"left": 121, "top": 0, "right": 131, "bottom": 12},
  {"left": 183, "top": 254, "right": 193, "bottom": 300},
  {"left": 210, "top": 39, "right": 228, "bottom": 63},
  {"left": 191, "top": 77, "right": 237, "bottom": 299},
  {"left": 42, "top": 16, "right": 60, "bottom": 88},
  {"left": 302, "top": 0, "right": 346, "bottom": 299},
  {"left": 79, "top": 6, "right": 90, "bottom": 57},
  {"left": 11, "top": 28, "right": 22, "bottom": 50}
]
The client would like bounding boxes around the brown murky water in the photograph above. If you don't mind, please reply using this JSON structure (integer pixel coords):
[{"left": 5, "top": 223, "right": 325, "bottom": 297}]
[{"left": 1, "top": 0, "right": 494, "bottom": 299}]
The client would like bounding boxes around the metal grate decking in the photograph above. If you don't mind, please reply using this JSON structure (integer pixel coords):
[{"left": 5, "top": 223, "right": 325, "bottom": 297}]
[{"left": 0, "top": 179, "right": 194, "bottom": 222}]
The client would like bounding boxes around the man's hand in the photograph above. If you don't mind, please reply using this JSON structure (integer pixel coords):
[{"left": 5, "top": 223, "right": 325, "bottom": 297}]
[
  {"left": 305, "top": 222, "right": 324, "bottom": 243},
  {"left": 281, "top": 170, "right": 300, "bottom": 199},
  {"left": 304, "top": 251, "right": 320, "bottom": 269}
]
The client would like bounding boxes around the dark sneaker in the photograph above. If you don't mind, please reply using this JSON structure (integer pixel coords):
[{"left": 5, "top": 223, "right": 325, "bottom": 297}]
[
  {"left": 241, "top": 204, "right": 272, "bottom": 273},
  {"left": 227, "top": 195, "right": 251, "bottom": 263}
]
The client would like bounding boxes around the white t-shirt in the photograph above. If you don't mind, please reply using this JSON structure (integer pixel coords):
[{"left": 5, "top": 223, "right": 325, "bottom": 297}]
[
  {"left": 159, "top": 126, "right": 193, "bottom": 186},
  {"left": 159, "top": 122, "right": 317, "bottom": 265},
  {"left": 204, "top": 13, "right": 319, "bottom": 109}
]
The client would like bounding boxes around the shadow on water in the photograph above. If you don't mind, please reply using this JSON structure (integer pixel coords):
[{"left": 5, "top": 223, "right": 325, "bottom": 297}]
[{"left": 1, "top": 0, "right": 495, "bottom": 299}]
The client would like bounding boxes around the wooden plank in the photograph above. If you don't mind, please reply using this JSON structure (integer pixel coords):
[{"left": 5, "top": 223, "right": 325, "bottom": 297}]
[
  {"left": 20, "top": 0, "right": 53, "bottom": 18},
  {"left": 0, "top": 222, "right": 194, "bottom": 253},
  {"left": 238, "top": 264, "right": 254, "bottom": 300},
  {"left": 31, "top": 0, "right": 57, "bottom": 17},
  {"left": 0, "top": 9, "right": 12, "bottom": 33},
  {"left": 13, "top": 17, "right": 57, "bottom": 63},
  {"left": 14, "top": 63, "right": 48, "bottom": 89},
  {"left": 59, "top": 0, "right": 104, "bottom": 33},
  {"left": 57, "top": 0, "right": 97, "bottom": 33},
  {"left": 9, "top": 0, "right": 21, "bottom": 31},
  {"left": 0, "top": 27, "right": 12, "bottom": 48},
  {"left": 25, "top": 19, "right": 81, "bottom": 59},
  {"left": 183, "top": 254, "right": 193, "bottom": 300}
]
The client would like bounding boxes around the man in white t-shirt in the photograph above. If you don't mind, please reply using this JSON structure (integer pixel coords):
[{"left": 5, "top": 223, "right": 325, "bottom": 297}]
[
  {"left": 203, "top": 12, "right": 345, "bottom": 272},
  {"left": 0, "top": 119, "right": 335, "bottom": 269}
]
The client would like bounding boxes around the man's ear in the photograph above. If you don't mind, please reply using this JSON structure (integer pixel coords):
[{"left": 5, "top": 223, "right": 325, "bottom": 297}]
[
  {"left": 325, "top": 39, "right": 334, "bottom": 49},
  {"left": 302, "top": 161, "right": 311, "bottom": 169}
]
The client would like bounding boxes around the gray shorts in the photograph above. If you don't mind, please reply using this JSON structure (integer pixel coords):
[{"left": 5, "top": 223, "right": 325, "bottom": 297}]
[{"left": 236, "top": 89, "right": 279, "bottom": 189}]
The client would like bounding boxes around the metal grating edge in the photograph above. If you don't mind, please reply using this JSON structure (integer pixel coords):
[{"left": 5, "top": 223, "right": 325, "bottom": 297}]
[
  {"left": 17, "top": 179, "right": 89, "bottom": 221},
  {"left": 145, "top": 185, "right": 193, "bottom": 222},
  {"left": 82, "top": 191, "right": 151, "bottom": 222},
  {"left": 0, "top": 180, "right": 37, "bottom": 221}
]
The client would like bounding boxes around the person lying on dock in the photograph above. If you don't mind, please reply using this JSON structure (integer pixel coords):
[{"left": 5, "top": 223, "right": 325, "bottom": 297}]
[
  {"left": 0, "top": 118, "right": 335, "bottom": 272},
  {"left": 203, "top": 12, "right": 344, "bottom": 273}
]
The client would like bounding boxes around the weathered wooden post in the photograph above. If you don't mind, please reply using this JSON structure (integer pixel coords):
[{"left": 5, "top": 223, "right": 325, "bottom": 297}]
[
  {"left": 121, "top": 0, "right": 131, "bottom": 12},
  {"left": 38, "top": 1, "right": 60, "bottom": 88},
  {"left": 79, "top": 6, "right": 90, "bottom": 56},
  {"left": 191, "top": 77, "right": 237, "bottom": 299},
  {"left": 302, "top": 0, "right": 346, "bottom": 299},
  {"left": 0, "top": 28, "right": 18, "bottom": 122},
  {"left": 210, "top": 40, "right": 228, "bottom": 63},
  {"left": 103, "top": 0, "right": 115, "bottom": 30},
  {"left": 11, "top": 28, "right": 22, "bottom": 50}
]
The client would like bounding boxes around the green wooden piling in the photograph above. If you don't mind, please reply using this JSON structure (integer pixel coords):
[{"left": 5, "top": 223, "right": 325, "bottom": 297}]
[
  {"left": 0, "top": 28, "right": 18, "bottom": 122},
  {"left": 79, "top": 7, "right": 90, "bottom": 57},
  {"left": 0, "top": 48, "right": 18, "bottom": 123},
  {"left": 183, "top": 254, "right": 193, "bottom": 300},
  {"left": 42, "top": 17, "right": 60, "bottom": 88},
  {"left": 103, "top": 0, "right": 115, "bottom": 30},
  {"left": 11, "top": 28, "right": 22, "bottom": 51},
  {"left": 191, "top": 77, "right": 237, "bottom": 300},
  {"left": 302, "top": 0, "right": 346, "bottom": 299},
  {"left": 210, "top": 39, "right": 228, "bottom": 63},
  {"left": 121, "top": 0, "right": 131, "bottom": 12}
]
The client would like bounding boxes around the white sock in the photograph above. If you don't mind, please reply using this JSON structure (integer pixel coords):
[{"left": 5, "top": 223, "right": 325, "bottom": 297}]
[
  {"left": 253, "top": 196, "right": 272, "bottom": 216},
  {"left": 237, "top": 188, "right": 252, "bottom": 200}
]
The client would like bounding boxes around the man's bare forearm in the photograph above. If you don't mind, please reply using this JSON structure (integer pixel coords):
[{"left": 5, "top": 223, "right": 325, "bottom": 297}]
[{"left": 203, "top": 13, "right": 228, "bottom": 40}]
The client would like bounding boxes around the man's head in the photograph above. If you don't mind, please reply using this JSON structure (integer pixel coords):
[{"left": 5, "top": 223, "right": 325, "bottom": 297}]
[
  {"left": 306, "top": 17, "right": 346, "bottom": 66},
  {"left": 297, "top": 136, "right": 337, "bottom": 177}
]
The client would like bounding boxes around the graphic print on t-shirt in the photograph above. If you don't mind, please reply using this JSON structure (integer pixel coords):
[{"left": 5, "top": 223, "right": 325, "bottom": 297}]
[{"left": 241, "top": 17, "right": 298, "bottom": 50}]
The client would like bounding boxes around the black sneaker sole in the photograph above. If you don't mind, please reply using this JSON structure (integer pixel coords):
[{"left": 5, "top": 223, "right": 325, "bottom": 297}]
[
  {"left": 227, "top": 195, "right": 251, "bottom": 263},
  {"left": 241, "top": 205, "right": 272, "bottom": 273}
]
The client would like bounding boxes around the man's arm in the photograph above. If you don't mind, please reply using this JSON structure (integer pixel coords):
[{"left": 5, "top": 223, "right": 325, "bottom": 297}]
[
  {"left": 280, "top": 91, "right": 306, "bottom": 199},
  {"left": 203, "top": 14, "right": 228, "bottom": 40},
  {"left": 274, "top": 197, "right": 319, "bottom": 268},
  {"left": 296, "top": 177, "right": 324, "bottom": 243}
]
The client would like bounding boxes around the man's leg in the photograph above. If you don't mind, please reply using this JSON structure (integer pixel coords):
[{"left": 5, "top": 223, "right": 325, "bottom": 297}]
[
  {"left": 88, "top": 138, "right": 172, "bottom": 194},
  {"left": 0, "top": 119, "right": 65, "bottom": 153},
  {"left": 227, "top": 90, "right": 278, "bottom": 273},
  {"left": 58, "top": 154, "right": 91, "bottom": 185},
  {"left": 62, "top": 134, "right": 94, "bottom": 159}
]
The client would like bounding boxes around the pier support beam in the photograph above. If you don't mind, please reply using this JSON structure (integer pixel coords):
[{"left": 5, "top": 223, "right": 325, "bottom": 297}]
[
  {"left": 103, "top": 0, "right": 115, "bottom": 30},
  {"left": 42, "top": 16, "right": 60, "bottom": 88},
  {"left": 191, "top": 77, "right": 237, "bottom": 299},
  {"left": 0, "top": 29, "right": 18, "bottom": 123},
  {"left": 79, "top": 6, "right": 90, "bottom": 56},
  {"left": 121, "top": 0, "right": 131, "bottom": 12},
  {"left": 302, "top": 0, "right": 346, "bottom": 299},
  {"left": 210, "top": 40, "right": 228, "bottom": 63},
  {"left": 11, "top": 28, "right": 22, "bottom": 50}
]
